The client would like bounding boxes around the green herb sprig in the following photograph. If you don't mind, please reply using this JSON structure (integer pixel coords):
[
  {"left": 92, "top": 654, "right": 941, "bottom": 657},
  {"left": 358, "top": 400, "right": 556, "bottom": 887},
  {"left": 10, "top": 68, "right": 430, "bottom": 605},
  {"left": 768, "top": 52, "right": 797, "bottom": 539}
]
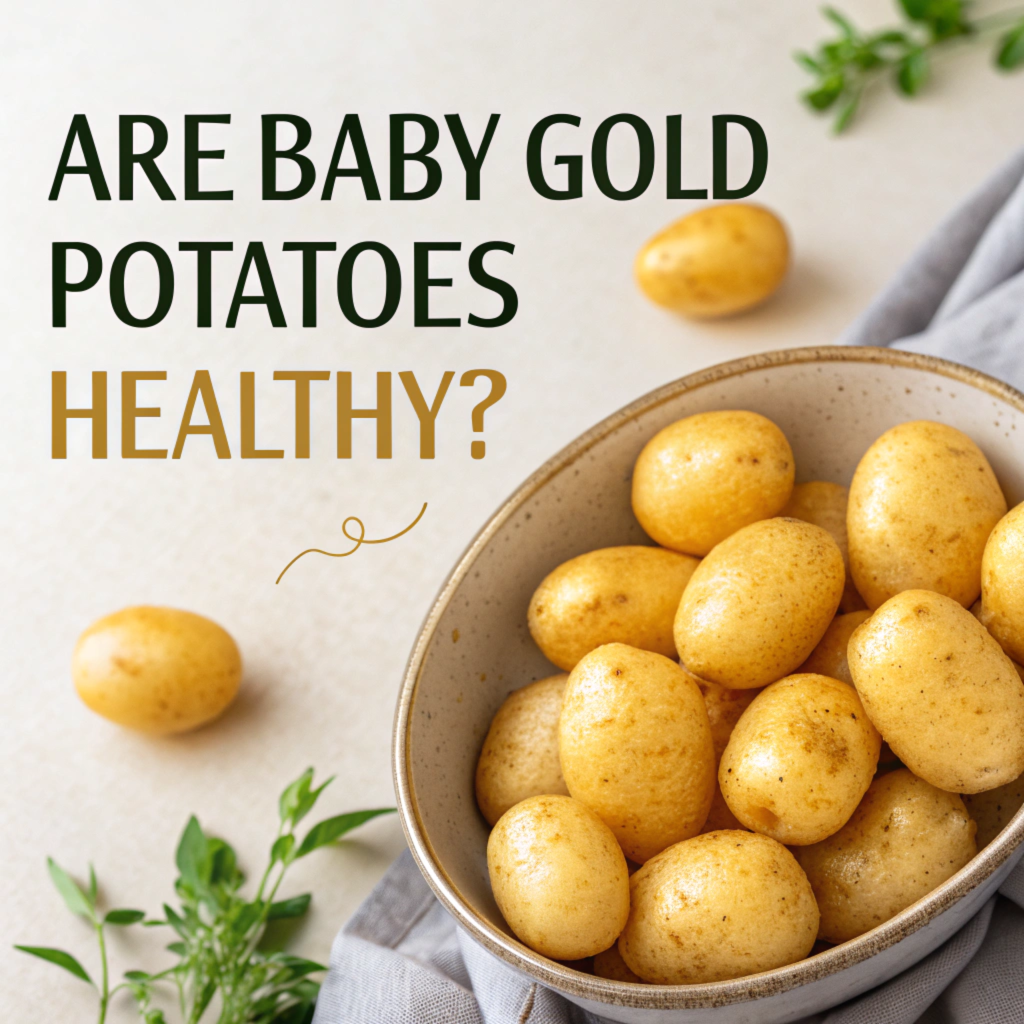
[
  {"left": 796, "top": 1, "right": 1024, "bottom": 133},
  {"left": 16, "top": 769, "right": 394, "bottom": 1024}
]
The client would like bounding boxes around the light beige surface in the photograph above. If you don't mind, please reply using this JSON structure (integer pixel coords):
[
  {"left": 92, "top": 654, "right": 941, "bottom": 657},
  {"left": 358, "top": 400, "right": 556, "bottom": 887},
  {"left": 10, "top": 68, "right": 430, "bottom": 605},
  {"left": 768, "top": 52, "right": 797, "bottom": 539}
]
[{"left": 1, "top": 1, "right": 1022, "bottom": 1019}]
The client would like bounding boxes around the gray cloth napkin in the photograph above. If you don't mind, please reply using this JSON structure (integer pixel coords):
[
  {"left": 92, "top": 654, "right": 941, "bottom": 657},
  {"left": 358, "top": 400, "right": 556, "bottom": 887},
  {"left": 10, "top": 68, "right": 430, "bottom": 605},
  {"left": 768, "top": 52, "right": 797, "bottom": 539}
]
[
  {"left": 313, "top": 148, "right": 1024, "bottom": 1024},
  {"left": 839, "top": 145, "right": 1024, "bottom": 390}
]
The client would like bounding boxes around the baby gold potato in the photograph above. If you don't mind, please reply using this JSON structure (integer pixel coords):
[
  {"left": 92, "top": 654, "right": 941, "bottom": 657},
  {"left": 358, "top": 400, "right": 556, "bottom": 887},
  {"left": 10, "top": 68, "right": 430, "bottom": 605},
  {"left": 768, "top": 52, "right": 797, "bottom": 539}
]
[
  {"left": 719, "top": 674, "right": 880, "bottom": 845},
  {"left": 702, "top": 786, "right": 746, "bottom": 833},
  {"left": 634, "top": 203, "right": 789, "bottom": 318},
  {"left": 980, "top": 502, "right": 1024, "bottom": 664},
  {"left": 475, "top": 674, "right": 569, "bottom": 827},
  {"left": 962, "top": 774, "right": 1024, "bottom": 848},
  {"left": 527, "top": 546, "right": 700, "bottom": 671},
  {"left": 698, "top": 681, "right": 759, "bottom": 834},
  {"left": 593, "top": 944, "right": 645, "bottom": 983},
  {"left": 618, "top": 830, "right": 818, "bottom": 984},
  {"left": 782, "top": 481, "right": 867, "bottom": 613},
  {"left": 674, "top": 518, "right": 845, "bottom": 689},
  {"left": 559, "top": 644, "right": 715, "bottom": 863},
  {"left": 847, "top": 421, "right": 1006, "bottom": 609},
  {"left": 972, "top": 600, "right": 1024, "bottom": 681},
  {"left": 848, "top": 590, "right": 1024, "bottom": 793},
  {"left": 486, "top": 795, "right": 630, "bottom": 961},
  {"left": 799, "top": 610, "right": 872, "bottom": 685},
  {"left": 72, "top": 606, "right": 242, "bottom": 734},
  {"left": 795, "top": 770, "right": 976, "bottom": 944},
  {"left": 700, "top": 681, "right": 761, "bottom": 761},
  {"left": 631, "top": 410, "right": 794, "bottom": 556}
]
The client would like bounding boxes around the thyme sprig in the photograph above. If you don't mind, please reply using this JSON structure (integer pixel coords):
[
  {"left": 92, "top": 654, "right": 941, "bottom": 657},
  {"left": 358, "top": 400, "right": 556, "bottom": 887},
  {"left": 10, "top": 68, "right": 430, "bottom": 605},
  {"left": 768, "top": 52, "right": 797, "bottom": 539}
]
[
  {"left": 796, "top": 1, "right": 1024, "bottom": 132},
  {"left": 16, "top": 768, "right": 394, "bottom": 1024}
]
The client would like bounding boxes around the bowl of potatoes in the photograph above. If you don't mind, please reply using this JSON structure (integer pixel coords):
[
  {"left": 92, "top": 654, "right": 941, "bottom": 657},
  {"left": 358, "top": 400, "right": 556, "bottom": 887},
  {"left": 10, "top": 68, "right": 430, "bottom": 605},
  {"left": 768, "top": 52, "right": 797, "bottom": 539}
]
[{"left": 393, "top": 346, "right": 1024, "bottom": 1023}]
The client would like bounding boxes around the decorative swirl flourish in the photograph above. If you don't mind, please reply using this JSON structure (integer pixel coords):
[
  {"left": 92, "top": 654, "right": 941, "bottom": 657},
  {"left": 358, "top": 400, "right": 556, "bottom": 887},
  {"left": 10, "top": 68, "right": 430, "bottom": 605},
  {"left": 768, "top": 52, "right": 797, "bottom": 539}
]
[{"left": 275, "top": 502, "right": 428, "bottom": 585}]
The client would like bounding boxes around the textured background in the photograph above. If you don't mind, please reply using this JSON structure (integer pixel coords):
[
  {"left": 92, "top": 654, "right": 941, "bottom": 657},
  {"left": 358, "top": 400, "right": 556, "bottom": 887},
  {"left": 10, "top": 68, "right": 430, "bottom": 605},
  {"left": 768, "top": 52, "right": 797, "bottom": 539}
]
[{"left": 2, "top": 1, "right": 1022, "bottom": 1019}]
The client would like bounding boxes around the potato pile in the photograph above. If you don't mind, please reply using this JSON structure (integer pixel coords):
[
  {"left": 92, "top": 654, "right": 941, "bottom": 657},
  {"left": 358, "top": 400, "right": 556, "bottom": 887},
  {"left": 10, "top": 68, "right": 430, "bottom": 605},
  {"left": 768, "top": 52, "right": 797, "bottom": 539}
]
[{"left": 477, "top": 411, "right": 1024, "bottom": 985}]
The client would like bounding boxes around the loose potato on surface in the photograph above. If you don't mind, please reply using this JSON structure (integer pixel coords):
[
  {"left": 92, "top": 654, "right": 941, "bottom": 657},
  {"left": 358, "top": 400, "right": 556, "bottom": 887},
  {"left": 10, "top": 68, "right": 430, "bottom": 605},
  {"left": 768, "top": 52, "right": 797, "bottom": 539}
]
[
  {"left": 72, "top": 606, "right": 242, "bottom": 734},
  {"left": 674, "top": 518, "right": 845, "bottom": 689},
  {"left": 719, "top": 674, "right": 880, "bottom": 845},
  {"left": 980, "top": 502, "right": 1024, "bottom": 665},
  {"left": 593, "top": 944, "right": 645, "bottom": 983},
  {"left": 848, "top": 590, "right": 1024, "bottom": 793},
  {"left": 487, "top": 795, "right": 630, "bottom": 961},
  {"left": 795, "top": 770, "right": 976, "bottom": 944},
  {"left": 847, "top": 421, "right": 1006, "bottom": 609},
  {"left": 634, "top": 203, "right": 789, "bottom": 319},
  {"left": 631, "top": 410, "right": 794, "bottom": 556},
  {"left": 962, "top": 774, "right": 1024, "bottom": 848},
  {"left": 475, "top": 674, "right": 569, "bottom": 827},
  {"left": 799, "top": 610, "right": 872, "bottom": 685},
  {"left": 527, "top": 546, "right": 699, "bottom": 671},
  {"left": 559, "top": 644, "right": 715, "bottom": 863},
  {"left": 782, "top": 481, "right": 867, "bottom": 613},
  {"left": 618, "top": 830, "right": 818, "bottom": 984}
]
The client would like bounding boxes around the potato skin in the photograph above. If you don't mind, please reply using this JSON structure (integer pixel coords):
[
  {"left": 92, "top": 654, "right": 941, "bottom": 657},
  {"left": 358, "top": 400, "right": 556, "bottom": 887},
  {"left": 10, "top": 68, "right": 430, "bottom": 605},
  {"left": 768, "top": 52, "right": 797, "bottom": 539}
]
[
  {"left": 847, "top": 421, "right": 1007, "bottom": 609},
  {"left": 72, "top": 606, "right": 242, "bottom": 734},
  {"left": 698, "top": 681, "right": 759, "bottom": 834},
  {"left": 593, "top": 944, "right": 645, "bottom": 983},
  {"left": 702, "top": 785, "right": 747, "bottom": 833},
  {"left": 720, "top": 674, "right": 880, "bottom": 845},
  {"left": 962, "top": 773, "right": 1024, "bottom": 848},
  {"left": 475, "top": 675, "right": 569, "bottom": 827},
  {"left": 848, "top": 590, "right": 1024, "bottom": 793},
  {"left": 631, "top": 411, "right": 794, "bottom": 557},
  {"left": 675, "top": 518, "right": 845, "bottom": 689},
  {"left": 527, "top": 546, "right": 699, "bottom": 671},
  {"left": 794, "top": 770, "right": 976, "bottom": 944},
  {"left": 799, "top": 611, "right": 872, "bottom": 685},
  {"left": 487, "top": 795, "right": 630, "bottom": 961},
  {"left": 634, "top": 204, "right": 789, "bottom": 318},
  {"left": 618, "top": 830, "right": 818, "bottom": 983},
  {"left": 559, "top": 644, "right": 715, "bottom": 863},
  {"left": 782, "top": 482, "right": 867, "bottom": 613},
  {"left": 700, "top": 681, "right": 761, "bottom": 762},
  {"left": 980, "top": 502, "right": 1024, "bottom": 664}
]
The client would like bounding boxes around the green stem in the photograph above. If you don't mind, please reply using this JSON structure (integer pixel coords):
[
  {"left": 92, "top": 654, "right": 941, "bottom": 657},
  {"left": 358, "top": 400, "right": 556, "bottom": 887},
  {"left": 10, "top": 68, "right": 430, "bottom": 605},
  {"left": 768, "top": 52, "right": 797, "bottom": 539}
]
[
  {"left": 253, "top": 823, "right": 284, "bottom": 905},
  {"left": 95, "top": 923, "right": 109, "bottom": 1024}
]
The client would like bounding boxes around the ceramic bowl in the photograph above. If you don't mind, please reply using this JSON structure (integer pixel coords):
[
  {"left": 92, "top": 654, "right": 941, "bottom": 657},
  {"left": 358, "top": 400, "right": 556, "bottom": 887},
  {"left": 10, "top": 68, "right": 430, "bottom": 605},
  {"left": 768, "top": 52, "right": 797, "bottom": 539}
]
[{"left": 393, "top": 346, "right": 1024, "bottom": 1024}]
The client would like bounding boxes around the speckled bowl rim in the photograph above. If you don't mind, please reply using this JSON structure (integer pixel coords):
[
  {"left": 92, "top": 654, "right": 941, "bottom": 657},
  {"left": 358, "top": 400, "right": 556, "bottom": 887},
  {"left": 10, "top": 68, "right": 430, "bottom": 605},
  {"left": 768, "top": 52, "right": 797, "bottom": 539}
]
[{"left": 393, "top": 345, "right": 1024, "bottom": 1011}]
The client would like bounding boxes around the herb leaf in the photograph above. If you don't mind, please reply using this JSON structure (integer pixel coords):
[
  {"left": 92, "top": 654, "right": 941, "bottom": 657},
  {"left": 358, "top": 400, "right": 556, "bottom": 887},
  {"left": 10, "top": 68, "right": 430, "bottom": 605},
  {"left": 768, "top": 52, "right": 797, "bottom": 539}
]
[
  {"left": 47, "top": 858, "right": 94, "bottom": 920},
  {"left": 105, "top": 908, "right": 146, "bottom": 925},
  {"left": 296, "top": 808, "right": 396, "bottom": 858},
  {"left": 174, "top": 816, "right": 207, "bottom": 890},
  {"left": 896, "top": 47, "right": 930, "bottom": 94},
  {"left": 271, "top": 833, "right": 296, "bottom": 866},
  {"left": 833, "top": 83, "right": 863, "bottom": 133},
  {"left": 14, "top": 945, "right": 93, "bottom": 984},
  {"left": 279, "top": 767, "right": 336, "bottom": 829},
  {"left": 267, "top": 893, "right": 312, "bottom": 921},
  {"left": 997, "top": 22, "right": 1024, "bottom": 69}
]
